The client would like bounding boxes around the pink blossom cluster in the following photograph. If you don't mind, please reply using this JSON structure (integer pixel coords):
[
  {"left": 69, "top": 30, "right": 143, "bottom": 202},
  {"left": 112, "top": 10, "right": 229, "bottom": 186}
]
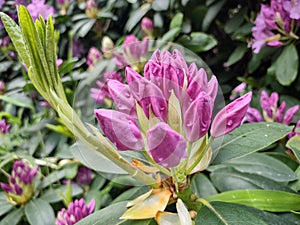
[
  {"left": 252, "top": 0, "right": 300, "bottom": 53},
  {"left": 94, "top": 49, "right": 252, "bottom": 168}
]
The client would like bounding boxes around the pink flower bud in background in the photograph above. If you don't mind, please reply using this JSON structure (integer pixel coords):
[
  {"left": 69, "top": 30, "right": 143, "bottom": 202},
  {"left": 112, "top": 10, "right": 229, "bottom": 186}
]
[
  {"left": 0, "top": 119, "right": 10, "bottom": 133},
  {"left": 27, "top": 0, "right": 55, "bottom": 21},
  {"left": 260, "top": 90, "right": 278, "bottom": 119},
  {"left": 147, "top": 122, "right": 187, "bottom": 168},
  {"left": 101, "top": 36, "right": 114, "bottom": 59},
  {"left": 76, "top": 166, "right": 93, "bottom": 185},
  {"left": 85, "top": 0, "right": 98, "bottom": 18},
  {"left": 56, "top": 199, "right": 95, "bottom": 225},
  {"left": 94, "top": 109, "right": 144, "bottom": 150},
  {"left": 0, "top": 81, "right": 5, "bottom": 94},
  {"left": 211, "top": 92, "right": 252, "bottom": 137},
  {"left": 283, "top": 105, "right": 299, "bottom": 125},
  {"left": 184, "top": 92, "right": 213, "bottom": 142},
  {"left": 245, "top": 107, "right": 264, "bottom": 123},
  {"left": 230, "top": 82, "right": 247, "bottom": 100},
  {"left": 141, "top": 17, "right": 154, "bottom": 36},
  {"left": 86, "top": 47, "right": 102, "bottom": 67}
]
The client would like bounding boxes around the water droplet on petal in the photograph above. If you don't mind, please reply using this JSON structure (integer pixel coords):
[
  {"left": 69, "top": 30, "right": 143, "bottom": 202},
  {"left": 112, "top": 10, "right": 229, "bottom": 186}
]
[{"left": 227, "top": 119, "right": 233, "bottom": 126}]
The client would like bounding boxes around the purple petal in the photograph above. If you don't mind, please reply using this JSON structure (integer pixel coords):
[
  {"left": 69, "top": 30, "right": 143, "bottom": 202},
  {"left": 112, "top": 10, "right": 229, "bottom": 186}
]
[
  {"left": 211, "top": 92, "right": 252, "bottom": 137},
  {"left": 147, "top": 122, "right": 187, "bottom": 167},
  {"left": 284, "top": 105, "right": 299, "bottom": 125},
  {"left": 276, "top": 101, "right": 286, "bottom": 123},
  {"left": 94, "top": 109, "right": 144, "bottom": 150},
  {"left": 184, "top": 92, "right": 213, "bottom": 142},
  {"left": 245, "top": 107, "right": 264, "bottom": 123}
]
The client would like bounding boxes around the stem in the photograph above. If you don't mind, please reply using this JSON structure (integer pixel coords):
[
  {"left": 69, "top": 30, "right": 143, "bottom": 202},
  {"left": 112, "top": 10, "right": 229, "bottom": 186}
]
[
  {"left": 143, "top": 151, "right": 171, "bottom": 176},
  {"left": 186, "top": 136, "right": 214, "bottom": 175}
]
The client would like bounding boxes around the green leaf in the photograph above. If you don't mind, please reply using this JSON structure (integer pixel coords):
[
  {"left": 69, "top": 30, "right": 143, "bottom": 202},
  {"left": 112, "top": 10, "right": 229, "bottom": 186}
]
[
  {"left": 0, "top": 12, "right": 30, "bottom": 65},
  {"left": 212, "top": 122, "right": 293, "bottom": 164},
  {"left": 224, "top": 7, "right": 247, "bottom": 34},
  {"left": 178, "top": 32, "right": 217, "bottom": 52},
  {"left": 0, "top": 208, "right": 24, "bottom": 225},
  {"left": 224, "top": 44, "right": 248, "bottom": 67},
  {"left": 0, "top": 192, "right": 13, "bottom": 217},
  {"left": 206, "top": 190, "right": 300, "bottom": 212},
  {"left": 209, "top": 167, "right": 293, "bottom": 192},
  {"left": 112, "top": 186, "right": 150, "bottom": 204},
  {"left": 274, "top": 44, "right": 299, "bottom": 86},
  {"left": 125, "top": 3, "right": 151, "bottom": 31},
  {"left": 170, "top": 12, "right": 183, "bottom": 29},
  {"left": 76, "top": 201, "right": 128, "bottom": 225},
  {"left": 0, "top": 95, "right": 34, "bottom": 110},
  {"left": 25, "top": 199, "right": 55, "bottom": 225},
  {"left": 286, "top": 135, "right": 300, "bottom": 161},
  {"left": 151, "top": 0, "right": 169, "bottom": 11},
  {"left": 196, "top": 202, "right": 268, "bottom": 225},
  {"left": 161, "top": 27, "right": 181, "bottom": 42},
  {"left": 191, "top": 173, "right": 218, "bottom": 198},
  {"left": 70, "top": 141, "right": 127, "bottom": 174},
  {"left": 202, "top": 0, "right": 226, "bottom": 31},
  {"left": 216, "top": 153, "right": 297, "bottom": 182},
  {"left": 40, "top": 184, "right": 83, "bottom": 203},
  {"left": 40, "top": 170, "right": 66, "bottom": 188}
]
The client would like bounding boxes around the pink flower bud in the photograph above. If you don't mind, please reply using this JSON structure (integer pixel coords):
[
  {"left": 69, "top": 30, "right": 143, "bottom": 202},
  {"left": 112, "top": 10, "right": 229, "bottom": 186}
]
[
  {"left": 184, "top": 92, "right": 213, "bottom": 142},
  {"left": 276, "top": 101, "right": 286, "bottom": 123},
  {"left": 147, "top": 122, "right": 186, "bottom": 167},
  {"left": 211, "top": 92, "right": 252, "bottom": 137},
  {"left": 283, "top": 105, "right": 299, "bottom": 125},
  {"left": 86, "top": 47, "right": 102, "bottom": 67},
  {"left": 141, "top": 17, "right": 154, "bottom": 35},
  {"left": 107, "top": 80, "right": 136, "bottom": 117},
  {"left": 126, "top": 67, "right": 168, "bottom": 121},
  {"left": 260, "top": 91, "right": 278, "bottom": 118},
  {"left": 94, "top": 109, "right": 144, "bottom": 150},
  {"left": 245, "top": 107, "right": 264, "bottom": 123}
]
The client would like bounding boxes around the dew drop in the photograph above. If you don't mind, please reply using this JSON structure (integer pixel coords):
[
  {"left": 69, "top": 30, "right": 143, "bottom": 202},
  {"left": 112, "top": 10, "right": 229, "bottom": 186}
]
[
  {"left": 264, "top": 134, "right": 268, "bottom": 137},
  {"left": 227, "top": 119, "right": 233, "bottom": 126}
]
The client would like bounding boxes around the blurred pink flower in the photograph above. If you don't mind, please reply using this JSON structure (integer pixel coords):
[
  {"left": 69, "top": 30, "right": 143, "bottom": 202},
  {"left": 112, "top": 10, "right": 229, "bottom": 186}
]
[
  {"left": 141, "top": 17, "right": 154, "bottom": 36},
  {"left": 0, "top": 119, "right": 10, "bottom": 133},
  {"left": 86, "top": 47, "right": 102, "bottom": 67},
  {"left": 27, "top": 0, "right": 55, "bottom": 21}
]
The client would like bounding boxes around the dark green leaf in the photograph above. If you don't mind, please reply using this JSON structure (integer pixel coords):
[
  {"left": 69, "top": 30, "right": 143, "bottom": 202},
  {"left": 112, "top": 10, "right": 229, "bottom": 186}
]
[
  {"left": 217, "top": 153, "right": 297, "bottom": 182},
  {"left": 191, "top": 173, "right": 218, "bottom": 198},
  {"left": 224, "top": 44, "right": 248, "bottom": 67},
  {"left": 25, "top": 199, "right": 55, "bottom": 225},
  {"left": 76, "top": 201, "right": 128, "bottom": 225},
  {"left": 178, "top": 32, "right": 217, "bottom": 52},
  {"left": 224, "top": 7, "right": 247, "bottom": 34},
  {"left": 274, "top": 44, "right": 299, "bottom": 86},
  {"left": 286, "top": 135, "right": 300, "bottom": 161},
  {"left": 209, "top": 167, "right": 293, "bottom": 192},
  {"left": 196, "top": 202, "right": 268, "bottom": 225},
  {"left": 206, "top": 190, "right": 300, "bottom": 212},
  {"left": 212, "top": 122, "right": 293, "bottom": 164},
  {"left": 202, "top": 0, "right": 226, "bottom": 31}
]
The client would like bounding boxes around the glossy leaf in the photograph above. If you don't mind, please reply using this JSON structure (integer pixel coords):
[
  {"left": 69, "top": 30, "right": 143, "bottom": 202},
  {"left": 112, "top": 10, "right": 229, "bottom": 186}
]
[
  {"left": 25, "top": 199, "right": 55, "bottom": 225},
  {"left": 224, "top": 44, "right": 248, "bottom": 67},
  {"left": 212, "top": 122, "right": 293, "bottom": 164},
  {"left": 170, "top": 12, "right": 183, "bottom": 29},
  {"left": 202, "top": 0, "right": 226, "bottom": 31},
  {"left": 206, "top": 190, "right": 300, "bottom": 212},
  {"left": 178, "top": 32, "right": 217, "bottom": 52},
  {"left": 0, "top": 192, "right": 13, "bottom": 217},
  {"left": 274, "top": 44, "right": 299, "bottom": 86},
  {"left": 191, "top": 173, "right": 218, "bottom": 198},
  {"left": 213, "top": 153, "right": 297, "bottom": 182},
  {"left": 286, "top": 135, "right": 300, "bottom": 161},
  {"left": 209, "top": 167, "right": 293, "bottom": 192},
  {"left": 76, "top": 201, "right": 127, "bottom": 225}
]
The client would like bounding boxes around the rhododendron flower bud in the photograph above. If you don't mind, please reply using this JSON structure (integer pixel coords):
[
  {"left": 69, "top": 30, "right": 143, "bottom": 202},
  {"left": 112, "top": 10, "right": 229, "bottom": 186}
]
[
  {"left": 0, "top": 81, "right": 5, "bottom": 94},
  {"left": 94, "top": 109, "right": 144, "bottom": 150},
  {"left": 126, "top": 67, "right": 168, "bottom": 121},
  {"left": 85, "top": 0, "right": 98, "bottom": 18},
  {"left": 260, "top": 90, "right": 278, "bottom": 120},
  {"left": 107, "top": 80, "right": 136, "bottom": 116},
  {"left": 76, "top": 166, "right": 93, "bottom": 185},
  {"left": 184, "top": 92, "right": 213, "bottom": 142},
  {"left": 284, "top": 105, "right": 299, "bottom": 125},
  {"left": 141, "top": 17, "right": 154, "bottom": 36},
  {"left": 56, "top": 198, "right": 95, "bottom": 225},
  {"left": 147, "top": 122, "right": 187, "bottom": 167},
  {"left": 245, "top": 107, "right": 264, "bottom": 123},
  {"left": 0, "top": 119, "right": 10, "bottom": 133},
  {"left": 211, "top": 92, "right": 252, "bottom": 137},
  {"left": 102, "top": 36, "right": 114, "bottom": 59},
  {"left": 86, "top": 47, "right": 102, "bottom": 67}
]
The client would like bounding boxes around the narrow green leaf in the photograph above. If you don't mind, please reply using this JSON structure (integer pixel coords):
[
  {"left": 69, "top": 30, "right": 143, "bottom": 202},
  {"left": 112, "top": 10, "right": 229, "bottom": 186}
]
[
  {"left": 275, "top": 44, "right": 299, "bottom": 86},
  {"left": 0, "top": 208, "right": 24, "bottom": 225},
  {"left": 76, "top": 201, "right": 128, "bottom": 225},
  {"left": 0, "top": 95, "right": 34, "bottom": 110},
  {"left": 170, "top": 12, "right": 183, "bottom": 29},
  {"left": 202, "top": 0, "right": 226, "bottom": 31},
  {"left": 161, "top": 27, "right": 181, "bottom": 42},
  {"left": 125, "top": 3, "right": 151, "bottom": 31},
  {"left": 196, "top": 202, "right": 267, "bottom": 225},
  {"left": 212, "top": 122, "right": 293, "bottom": 164},
  {"left": 206, "top": 190, "right": 300, "bottom": 212},
  {"left": 25, "top": 199, "right": 55, "bottom": 225},
  {"left": 0, "top": 12, "right": 30, "bottom": 66}
]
